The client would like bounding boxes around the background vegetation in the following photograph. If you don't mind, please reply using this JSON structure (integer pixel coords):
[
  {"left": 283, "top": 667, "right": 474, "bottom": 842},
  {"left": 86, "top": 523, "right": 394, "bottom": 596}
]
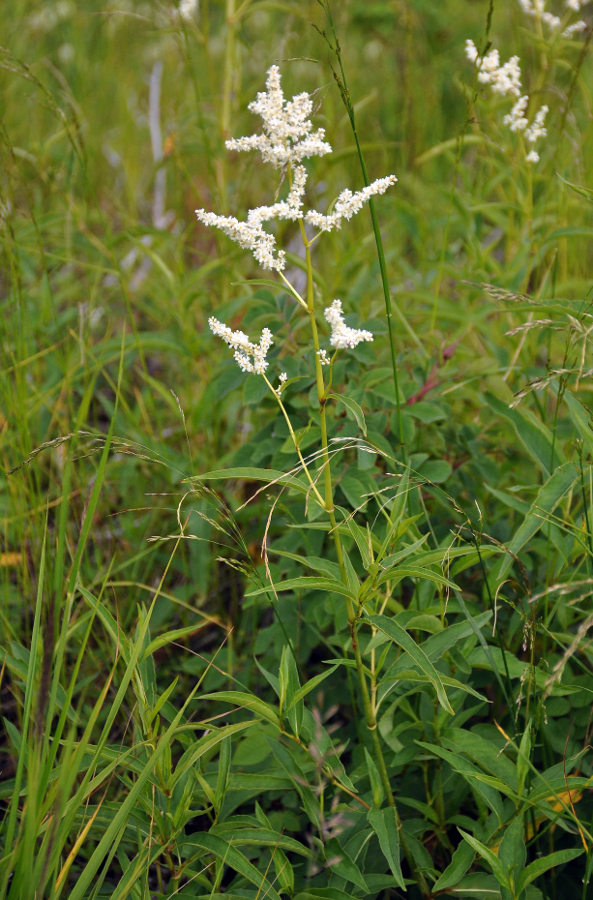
[{"left": 2, "top": 0, "right": 593, "bottom": 897}]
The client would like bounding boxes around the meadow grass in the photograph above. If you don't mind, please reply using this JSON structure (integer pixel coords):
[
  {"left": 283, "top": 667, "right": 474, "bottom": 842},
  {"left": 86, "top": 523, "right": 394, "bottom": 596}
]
[{"left": 2, "top": 1, "right": 593, "bottom": 897}]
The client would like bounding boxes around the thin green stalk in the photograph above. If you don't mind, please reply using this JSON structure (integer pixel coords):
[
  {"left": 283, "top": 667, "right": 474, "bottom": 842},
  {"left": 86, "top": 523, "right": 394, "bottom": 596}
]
[{"left": 319, "top": 0, "right": 406, "bottom": 461}]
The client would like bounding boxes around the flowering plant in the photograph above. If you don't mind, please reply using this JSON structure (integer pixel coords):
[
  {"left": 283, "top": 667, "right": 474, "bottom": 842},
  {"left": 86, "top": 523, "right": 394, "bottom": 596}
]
[{"left": 196, "top": 65, "right": 395, "bottom": 509}]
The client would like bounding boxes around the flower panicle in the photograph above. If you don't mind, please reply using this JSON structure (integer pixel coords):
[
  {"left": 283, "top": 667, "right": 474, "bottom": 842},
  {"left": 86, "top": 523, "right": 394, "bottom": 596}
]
[
  {"left": 208, "top": 316, "right": 273, "bottom": 374},
  {"left": 518, "top": 0, "right": 589, "bottom": 35},
  {"left": 324, "top": 299, "right": 373, "bottom": 350},
  {"left": 466, "top": 39, "right": 549, "bottom": 164},
  {"left": 305, "top": 176, "right": 398, "bottom": 233},
  {"left": 225, "top": 65, "right": 332, "bottom": 168},
  {"left": 195, "top": 65, "right": 396, "bottom": 269}
]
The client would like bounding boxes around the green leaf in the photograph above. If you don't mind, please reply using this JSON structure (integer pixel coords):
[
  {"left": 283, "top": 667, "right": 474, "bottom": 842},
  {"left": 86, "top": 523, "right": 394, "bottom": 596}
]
[
  {"left": 367, "top": 806, "right": 405, "bottom": 888},
  {"left": 186, "top": 833, "right": 282, "bottom": 900},
  {"left": 404, "top": 400, "right": 446, "bottom": 422},
  {"left": 291, "top": 664, "right": 339, "bottom": 707},
  {"left": 418, "top": 742, "right": 505, "bottom": 821},
  {"left": 498, "top": 815, "right": 526, "bottom": 885},
  {"left": 329, "top": 391, "right": 367, "bottom": 436},
  {"left": 369, "top": 615, "right": 454, "bottom": 714},
  {"left": 495, "top": 462, "right": 577, "bottom": 582},
  {"left": 517, "top": 848, "right": 584, "bottom": 893},
  {"left": 418, "top": 458, "right": 452, "bottom": 483},
  {"left": 324, "top": 837, "right": 369, "bottom": 892},
  {"left": 278, "top": 646, "right": 303, "bottom": 737},
  {"left": 190, "top": 466, "right": 303, "bottom": 485},
  {"left": 487, "top": 393, "right": 564, "bottom": 475},
  {"left": 432, "top": 840, "right": 475, "bottom": 891},
  {"left": 246, "top": 576, "right": 356, "bottom": 600},
  {"left": 271, "top": 549, "right": 342, "bottom": 580},
  {"left": 199, "top": 691, "right": 280, "bottom": 726},
  {"left": 294, "top": 891, "right": 355, "bottom": 900},
  {"left": 458, "top": 830, "right": 511, "bottom": 889},
  {"left": 564, "top": 391, "right": 593, "bottom": 454}
]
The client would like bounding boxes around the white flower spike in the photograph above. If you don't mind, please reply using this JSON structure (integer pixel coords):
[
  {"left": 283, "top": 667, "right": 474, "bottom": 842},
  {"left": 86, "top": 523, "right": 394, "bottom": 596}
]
[
  {"left": 209, "top": 317, "right": 273, "bottom": 375},
  {"left": 306, "top": 176, "right": 397, "bottom": 233},
  {"left": 225, "top": 65, "right": 332, "bottom": 168},
  {"left": 466, "top": 40, "right": 549, "bottom": 164},
  {"left": 324, "top": 299, "right": 373, "bottom": 350}
]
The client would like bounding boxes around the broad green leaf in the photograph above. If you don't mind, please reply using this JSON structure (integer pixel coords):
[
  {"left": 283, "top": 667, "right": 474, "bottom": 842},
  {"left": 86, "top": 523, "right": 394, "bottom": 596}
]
[
  {"left": 495, "top": 462, "right": 577, "bottom": 582},
  {"left": 271, "top": 549, "right": 342, "bottom": 580},
  {"left": 278, "top": 646, "right": 303, "bottom": 736},
  {"left": 517, "top": 848, "right": 584, "bottom": 892},
  {"left": 404, "top": 400, "right": 447, "bottom": 422},
  {"left": 432, "top": 840, "right": 475, "bottom": 891},
  {"left": 329, "top": 392, "right": 367, "bottom": 436},
  {"left": 324, "top": 837, "right": 368, "bottom": 892},
  {"left": 381, "top": 670, "right": 487, "bottom": 702},
  {"left": 421, "top": 611, "right": 492, "bottom": 661},
  {"left": 443, "top": 728, "right": 517, "bottom": 788},
  {"left": 369, "top": 615, "right": 454, "bottom": 714},
  {"left": 367, "top": 807, "right": 406, "bottom": 888},
  {"left": 498, "top": 816, "right": 525, "bottom": 885},
  {"left": 458, "top": 830, "right": 511, "bottom": 889},
  {"left": 374, "top": 564, "right": 457, "bottom": 590},
  {"left": 364, "top": 749, "right": 384, "bottom": 806},
  {"left": 191, "top": 466, "right": 302, "bottom": 485}
]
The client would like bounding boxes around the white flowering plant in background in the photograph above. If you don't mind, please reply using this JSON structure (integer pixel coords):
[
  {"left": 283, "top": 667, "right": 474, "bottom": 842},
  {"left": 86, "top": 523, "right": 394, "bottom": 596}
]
[
  {"left": 465, "top": 0, "right": 590, "bottom": 164},
  {"left": 465, "top": 39, "right": 549, "bottom": 164},
  {"left": 518, "top": 0, "right": 590, "bottom": 36},
  {"left": 195, "top": 64, "right": 395, "bottom": 513}
]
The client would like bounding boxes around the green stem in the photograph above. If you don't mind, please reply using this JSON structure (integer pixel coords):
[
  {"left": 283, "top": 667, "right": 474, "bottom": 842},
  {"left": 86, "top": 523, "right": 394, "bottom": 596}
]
[
  {"left": 265, "top": 375, "right": 326, "bottom": 511},
  {"left": 299, "top": 218, "right": 345, "bottom": 573},
  {"left": 320, "top": 1, "right": 406, "bottom": 461}
]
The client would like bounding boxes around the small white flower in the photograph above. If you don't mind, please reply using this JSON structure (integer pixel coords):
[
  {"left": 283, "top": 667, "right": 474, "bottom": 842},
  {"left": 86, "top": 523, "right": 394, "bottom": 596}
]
[
  {"left": 525, "top": 104, "right": 548, "bottom": 143},
  {"left": 317, "top": 348, "right": 330, "bottom": 366},
  {"left": 275, "top": 371, "right": 288, "bottom": 395},
  {"left": 504, "top": 95, "right": 529, "bottom": 131},
  {"left": 526, "top": 149, "right": 540, "bottom": 163},
  {"left": 209, "top": 317, "right": 274, "bottom": 374},
  {"left": 324, "top": 299, "right": 373, "bottom": 350},
  {"left": 467, "top": 40, "right": 522, "bottom": 97},
  {"left": 178, "top": 0, "right": 198, "bottom": 20},
  {"left": 563, "top": 19, "right": 588, "bottom": 35}
]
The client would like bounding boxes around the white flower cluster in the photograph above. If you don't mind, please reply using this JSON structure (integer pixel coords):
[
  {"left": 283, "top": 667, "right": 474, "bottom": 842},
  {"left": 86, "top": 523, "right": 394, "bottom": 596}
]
[
  {"left": 466, "top": 40, "right": 549, "bottom": 163},
  {"left": 306, "top": 177, "right": 397, "bottom": 232},
  {"left": 196, "top": 165, "right": 306, "bottom": 271},
  {"left": 518, "top": 0, "right": 589, "bottom": 35},
  {"left": 208, "top": 317, "right": 273, "bottom": 374},
  {"left": 324, "top": 299, "right": 373, "bottom": 350},
  {"left": 225, "top": 65, "right": 332, "bottom": 168},
  {"left": 195, "top": 66, "right": 396, "bottom": 271},
  {"left": 178, "top": 0, "right": 198, "bottom": 20},
  {"left": 465, "top": 41, "right": 521, "bottom": 97},
  {"left": 466, "top": 43, "right": 522, "bottom": 97}
]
